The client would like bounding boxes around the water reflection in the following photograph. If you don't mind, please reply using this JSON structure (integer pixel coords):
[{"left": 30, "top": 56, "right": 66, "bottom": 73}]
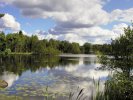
[
  {"left": 0, "top": 55, "right": 78, "bottom": 76},
  {"left": 0, "top": 72, "right": 19, "bottom": 88},
  {"left": 0, "top": 55, "right": 110, "bottom": 99},
  {"left": 99, "top": 55, "right": 133, "bottom": 100}
]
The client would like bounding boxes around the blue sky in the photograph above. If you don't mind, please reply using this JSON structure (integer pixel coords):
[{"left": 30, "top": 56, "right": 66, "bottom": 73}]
[
  {"left": 104, "top": 0, "right": 133, "bottom": 12},
  {"left": 0, "top": 5, "right": 55, "bottom": 33},
  {"left": 0, "top": 0, "right": 133, "bottom": 45}
]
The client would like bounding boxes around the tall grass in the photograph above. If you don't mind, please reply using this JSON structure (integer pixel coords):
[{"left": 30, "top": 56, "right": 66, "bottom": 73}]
[{"left": 92, "top": 79, "right": 109, "bottom": 100}]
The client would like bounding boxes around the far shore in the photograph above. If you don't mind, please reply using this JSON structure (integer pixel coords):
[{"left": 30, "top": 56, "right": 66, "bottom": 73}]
[
  {"left": 59, "top": 54, "right": 97, "bottom": 57},
  {"left": 0, "top": 52, "right": 97, "bottom": 57},
  {"left": 0, "top": 52, "right": 32, "bottom": 55}
]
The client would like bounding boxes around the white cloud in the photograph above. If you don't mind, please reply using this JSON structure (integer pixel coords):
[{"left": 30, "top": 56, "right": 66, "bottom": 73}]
[
  {"left": 4, "top": 0, "right": 110, "bottom": 27},
  {"left": 21, "top": 30, "right": 28, "bottom": 35},
  {"left": 1, "top": 0, "right": 131, "bottom": 44},
  {"left": 0, "top": 13, "right": 20, "bottom": 31},
  {"left": 111, "top": 8, "right": 133, "bottom": 22},
  {"left": 0, "top": 0, "right": 15, "bottom": 4},
  {"left": 35, "top": 23, "right": 127, "bottom": 45},
  {"left": 35, "top": 30, "right": 59, "bottom": 40},
  {"left": 112, "top": 23, "right": 128, "bottom": 35}
]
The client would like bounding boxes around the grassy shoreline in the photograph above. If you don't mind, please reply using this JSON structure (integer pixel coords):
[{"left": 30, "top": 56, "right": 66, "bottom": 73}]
[{"left": 0, "top": 52, "right": 33, "bottom": 55}]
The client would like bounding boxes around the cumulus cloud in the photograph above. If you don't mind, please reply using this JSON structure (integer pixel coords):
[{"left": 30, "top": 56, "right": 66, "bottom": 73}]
[
  {"left": 111, "top": 8, "right": 133, "bottom": 22},
  {"left": 1, "top": 0, "right": 131, "bottom": 44},
  {"left": 3, "top": 0, "right": 110, "bottom": 27},
  {"left": 0, "top": 0, "right": 15, "bottom": 4},
  {"left": 112, "top": 23, "right": 128, "bottom": 35},
  {"left": 0, "top": 13, "right": 20, "bottom": 31},
  {"left": 35, "top": 23, "right": 127, "bottom": 45},
  {"left": 35, "top": 30, "right": 59, "bottom": 40}
]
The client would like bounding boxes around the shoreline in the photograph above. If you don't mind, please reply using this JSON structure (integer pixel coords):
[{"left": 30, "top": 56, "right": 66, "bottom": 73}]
[{"left": 0, "top": 52, "right": 32, "bottom": 55}]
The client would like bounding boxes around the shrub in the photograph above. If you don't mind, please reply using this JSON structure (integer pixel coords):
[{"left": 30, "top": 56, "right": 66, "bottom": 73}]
[{"left": 4, "top": 48, "right": 11, "bottom": 55}]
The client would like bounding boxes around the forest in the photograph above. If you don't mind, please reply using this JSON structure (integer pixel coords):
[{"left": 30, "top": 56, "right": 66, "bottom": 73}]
[{"left": 0, "top": 31, "right": 111, "bottom": 55}]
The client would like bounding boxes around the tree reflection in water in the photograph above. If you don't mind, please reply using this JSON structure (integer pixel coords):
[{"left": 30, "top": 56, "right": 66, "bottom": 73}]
[{"left": 0, "top": 55, "right": 78, "bottom": 76}]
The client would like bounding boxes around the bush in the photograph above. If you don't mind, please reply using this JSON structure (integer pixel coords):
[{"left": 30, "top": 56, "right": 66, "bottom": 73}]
[
  {"left": 44, "top": 47, "right": 61, "bottom": 55},
  {"left": 4, "top": 48, "right": 11, "bottom": 55}
]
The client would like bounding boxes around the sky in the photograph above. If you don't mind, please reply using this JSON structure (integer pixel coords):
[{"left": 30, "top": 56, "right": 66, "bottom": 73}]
[{"left": 0, "top": 0, "right": 133, "bottom": 45}]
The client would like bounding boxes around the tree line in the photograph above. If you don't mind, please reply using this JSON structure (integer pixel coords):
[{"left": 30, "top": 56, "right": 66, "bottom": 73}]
[{"left": 0, "top": 31, "right": 111, "bottom": 55}]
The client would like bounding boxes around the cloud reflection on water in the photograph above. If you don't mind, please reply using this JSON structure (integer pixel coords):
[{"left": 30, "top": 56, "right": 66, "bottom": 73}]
[
  {"left": 0, "top": 55, "right": 111, "bottom": 99},
  {"left": 0, "top": 72, "right": 19, "bottom": 88}
]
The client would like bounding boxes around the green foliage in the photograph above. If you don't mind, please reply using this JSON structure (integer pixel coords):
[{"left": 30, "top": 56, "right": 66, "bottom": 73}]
[
  {"left": 58, "top": 41, "right": 81, "bottom": 54},
  {"left": 70, "top": 43, "right": 81, "bottom": 54},
  {"left": 33, "top": 40, "right": 45, "bottom": 54},
  {"left": 0, "top": 14, "right": 4, "bottom": 18},
  {"left": 83, "top": 43, "right": 91, "bottom": 54},
  {"left": 58, "top": 41, "right": 71, "bottom": 53},
  {"left": 92, "top": 44, "right": 111, "bottom": 54},
  {"left": 4, "top": 49, "right": 11, "bottom": 55},
  {"left": 97, "top": 24, "right": 133, "bottom": 100},
  {"left": 0, "top": 32, "right": 6, "bottom": 51},
  {"left": 111, "top": 25, "right": 133, "bottom": 58},
  {"left": 104, "top": 73, "right": 133, "bottom": 100},
  {"left": 0, "top": 31, "right": 61, "bottom": 55},
  {"left": 0, "top": 30, "right": 111, "bottom": 55},
  {"left": 43, "top": 47, "right": 61, "bottom": 55}
]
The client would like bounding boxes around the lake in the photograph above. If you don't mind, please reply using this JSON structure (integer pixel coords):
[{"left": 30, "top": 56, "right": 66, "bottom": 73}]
[{"left": 0, "top": 54, "right": 110, "bottom": 100}]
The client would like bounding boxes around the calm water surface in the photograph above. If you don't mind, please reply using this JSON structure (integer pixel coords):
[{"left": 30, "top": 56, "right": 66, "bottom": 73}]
[{"left": 0, "top": 54, "right": 110, "bottom": 100}]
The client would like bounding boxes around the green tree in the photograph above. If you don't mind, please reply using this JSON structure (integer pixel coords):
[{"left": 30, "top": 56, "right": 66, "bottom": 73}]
[
  {"left": 0, "top": 14, "right": 4, "bottom": 18},
  {"left": 98, "top": 24, "right": 133, "bottom": 100},
  {"left": 44, "top": 47, "right": 61, "bottom": 55},
  {"left": 33, "top": 40, "right": 46, "bottom": 54},
  {"left": 111, "top": 25, "right": 133, "bottom": 58},
  {"left": 58, "top": 41, "right": 71, "bottom": 53},
  {"left": 83, "top": 43, "right": 91, "bottom": 54},
  {"left": 0, "top": 32, "right": 6, "bottom": 51},
  {"left": 70, "top": 42, "right": 81, "bottom": 54},
  {"left": 49, "top": 39, "right": 57, "bottom": 48},
  {"left": 29, "top": 35, "right": 38, "bottom": 52}
]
